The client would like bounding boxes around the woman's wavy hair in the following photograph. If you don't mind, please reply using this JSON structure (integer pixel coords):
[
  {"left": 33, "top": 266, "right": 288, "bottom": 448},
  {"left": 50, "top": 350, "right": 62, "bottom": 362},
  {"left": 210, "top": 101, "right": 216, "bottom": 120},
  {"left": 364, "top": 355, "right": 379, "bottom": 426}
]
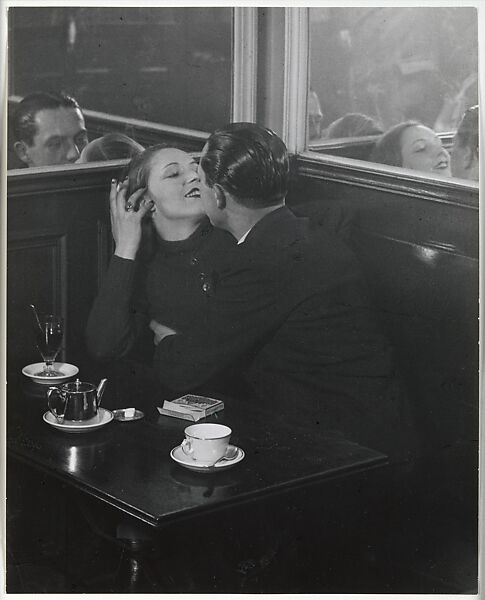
[
  {"left": 120, "top": 143, "right": 170, "bottom": 261},
  {"left": 370, "top": 120, "right": 421, "bottom": 167},
  {"left": 123, "top": 143, "right": 169, "bottom": 197},
  {"left": 200, "top": 122, "right": 289, "bottom": 208}
]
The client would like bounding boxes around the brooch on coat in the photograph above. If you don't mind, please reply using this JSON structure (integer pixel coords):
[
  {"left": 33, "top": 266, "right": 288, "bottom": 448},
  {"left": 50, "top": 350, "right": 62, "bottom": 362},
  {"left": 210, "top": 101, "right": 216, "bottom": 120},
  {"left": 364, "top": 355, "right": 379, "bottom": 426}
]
[{"left": 199, "top": 271, "right": 218, "bottom": 296}]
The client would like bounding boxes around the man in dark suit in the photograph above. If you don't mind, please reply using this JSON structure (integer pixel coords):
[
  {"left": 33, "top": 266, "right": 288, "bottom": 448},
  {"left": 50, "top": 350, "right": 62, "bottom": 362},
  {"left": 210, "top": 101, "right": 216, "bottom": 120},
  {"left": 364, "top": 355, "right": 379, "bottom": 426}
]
[{"left": 149, "top": 122, "right": 414, "bottom": 458}]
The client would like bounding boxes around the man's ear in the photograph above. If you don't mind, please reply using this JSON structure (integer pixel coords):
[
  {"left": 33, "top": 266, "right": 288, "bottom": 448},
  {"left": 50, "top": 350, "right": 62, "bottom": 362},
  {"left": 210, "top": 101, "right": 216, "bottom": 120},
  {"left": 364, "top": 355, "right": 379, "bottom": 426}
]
[
  {"left": 14, "top": 141, "right": 32, "bottom": 166},
  {"left": 213, "top": 184, "right": 227, "bottom": 210}
]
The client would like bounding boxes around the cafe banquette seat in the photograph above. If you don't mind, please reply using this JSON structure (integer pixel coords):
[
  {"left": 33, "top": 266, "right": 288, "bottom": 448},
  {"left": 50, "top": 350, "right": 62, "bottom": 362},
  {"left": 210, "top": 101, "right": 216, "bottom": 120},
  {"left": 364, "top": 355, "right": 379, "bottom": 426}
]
[
  {"left": 290, "top": 157, "right": 478, "bottom": 453},
  {"left": 289, "top": 165, "right": 478, "bottom": 592}
]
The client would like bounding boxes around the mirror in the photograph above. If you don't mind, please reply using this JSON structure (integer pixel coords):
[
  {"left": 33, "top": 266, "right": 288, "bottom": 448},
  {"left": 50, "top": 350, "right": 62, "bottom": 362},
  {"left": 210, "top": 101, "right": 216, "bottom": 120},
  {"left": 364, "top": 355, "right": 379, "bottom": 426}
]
[
  {"left": 308, "top": 7, "right": 478, "bottom": 181},
  {"left": 8, "top": 7, "right": 233, "bottom": 169}
]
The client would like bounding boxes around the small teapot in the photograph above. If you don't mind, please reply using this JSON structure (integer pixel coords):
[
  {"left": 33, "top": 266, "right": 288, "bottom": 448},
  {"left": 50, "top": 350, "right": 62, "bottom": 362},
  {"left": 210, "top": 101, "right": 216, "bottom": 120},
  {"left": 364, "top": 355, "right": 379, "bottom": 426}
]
[{"left": 47, "top": 378, "right": 107, "bottom": 422}]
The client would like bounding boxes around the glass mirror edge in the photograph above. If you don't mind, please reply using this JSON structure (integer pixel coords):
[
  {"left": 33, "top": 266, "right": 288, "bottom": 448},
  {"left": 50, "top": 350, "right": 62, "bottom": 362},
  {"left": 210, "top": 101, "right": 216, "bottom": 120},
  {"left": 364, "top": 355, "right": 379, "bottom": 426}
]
[
  {"left": 232, "top": 7, "right": 257, "bottom": 123},
  {"left": 282, "top": 7, "right": 309, "bottom": 153},
  {"left": 297, "top": 150, "right": 479, "bottom": 191}
]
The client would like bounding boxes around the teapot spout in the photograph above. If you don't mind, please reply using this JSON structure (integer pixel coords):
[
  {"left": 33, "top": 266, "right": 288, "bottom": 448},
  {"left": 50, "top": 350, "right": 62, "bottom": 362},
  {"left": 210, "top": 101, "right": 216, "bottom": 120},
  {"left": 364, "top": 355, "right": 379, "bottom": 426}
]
[{"left": 96, "top": 378, "right": 108, "bottom": 406}]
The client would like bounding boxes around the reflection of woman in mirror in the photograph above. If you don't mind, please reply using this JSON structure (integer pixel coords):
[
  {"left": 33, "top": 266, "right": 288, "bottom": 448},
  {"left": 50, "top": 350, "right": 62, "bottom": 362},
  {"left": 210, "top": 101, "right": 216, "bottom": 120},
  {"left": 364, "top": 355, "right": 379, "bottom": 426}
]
[
  {"left": 77, "top": 133, "right": 144, "bottom": 162},
  {"left": 86, "top": 145, "right": 236, "bottom": 366},
  {"left": 450, "top": 106, "right": 478, "bottom": 181},
  {"left": 370, "top": 121, "right": 451, "bottom": 177},
  {"left": 325, "top": 113, "right": 383, "bottom": 139}
]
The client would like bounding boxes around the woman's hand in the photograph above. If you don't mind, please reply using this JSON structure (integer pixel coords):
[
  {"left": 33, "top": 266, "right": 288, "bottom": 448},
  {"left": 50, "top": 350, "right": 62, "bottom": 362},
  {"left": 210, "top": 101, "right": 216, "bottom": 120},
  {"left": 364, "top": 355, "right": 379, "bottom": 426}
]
[
  {"left": 109, "top": 178, "right": 153, "bottom": 260},
  {"left": 149, "top": 319, "right": 177, "bottom": 345}
]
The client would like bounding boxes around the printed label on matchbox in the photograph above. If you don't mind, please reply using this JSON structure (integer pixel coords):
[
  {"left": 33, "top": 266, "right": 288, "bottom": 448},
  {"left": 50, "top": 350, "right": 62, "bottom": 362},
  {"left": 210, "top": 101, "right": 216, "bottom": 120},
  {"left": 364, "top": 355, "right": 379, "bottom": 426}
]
[{"left": 157, "top": 394, "right": 224, "bottom": 422}]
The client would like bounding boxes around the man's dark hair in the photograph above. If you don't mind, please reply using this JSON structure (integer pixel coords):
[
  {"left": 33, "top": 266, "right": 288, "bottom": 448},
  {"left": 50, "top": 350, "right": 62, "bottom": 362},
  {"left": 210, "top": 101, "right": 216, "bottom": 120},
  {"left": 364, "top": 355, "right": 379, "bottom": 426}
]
[
  {"left": 200, "top": 122, "right": 289, "bottom": 208},
  {"left": 13, "top": 92, "right": 83, "bottom": 146},
  {"left": 454, "top": 105, "right": 478, "bottom": 158}
]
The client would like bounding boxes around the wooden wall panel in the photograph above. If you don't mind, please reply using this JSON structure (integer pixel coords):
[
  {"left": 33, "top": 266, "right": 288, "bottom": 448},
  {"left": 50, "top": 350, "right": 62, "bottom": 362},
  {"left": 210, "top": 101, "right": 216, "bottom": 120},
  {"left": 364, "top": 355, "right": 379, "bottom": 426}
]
[
  {"left": 8, "top": 234, "right": 67, "bottom": 373},
  {"left": 7, "top": 164, "right": 118, "bottom": 375}
]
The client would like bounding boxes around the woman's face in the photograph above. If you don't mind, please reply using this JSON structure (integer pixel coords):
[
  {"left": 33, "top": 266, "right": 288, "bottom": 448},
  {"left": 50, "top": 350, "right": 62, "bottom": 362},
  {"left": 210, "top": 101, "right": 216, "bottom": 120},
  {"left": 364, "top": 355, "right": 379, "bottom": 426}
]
[
  {"left": 400, "top": 125, "right": 451, "bottom": 177},
  {"left": 146, "top": 148, "right": 203, "bottom": 224}
]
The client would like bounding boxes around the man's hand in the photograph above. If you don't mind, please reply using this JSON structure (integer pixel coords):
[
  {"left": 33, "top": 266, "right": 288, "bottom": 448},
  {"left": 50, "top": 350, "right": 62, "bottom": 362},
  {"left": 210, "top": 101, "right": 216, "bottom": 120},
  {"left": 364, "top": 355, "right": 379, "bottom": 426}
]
[{"left": 149, "top": 320, "right": 177, "bottom": 345}]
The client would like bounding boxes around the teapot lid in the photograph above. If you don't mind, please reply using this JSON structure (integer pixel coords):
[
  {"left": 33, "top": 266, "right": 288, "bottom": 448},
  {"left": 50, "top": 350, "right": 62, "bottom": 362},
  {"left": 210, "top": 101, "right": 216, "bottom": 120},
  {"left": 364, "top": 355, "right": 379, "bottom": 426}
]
[{"left": 62, "top": 379, "right": 96, "bottom": 392}]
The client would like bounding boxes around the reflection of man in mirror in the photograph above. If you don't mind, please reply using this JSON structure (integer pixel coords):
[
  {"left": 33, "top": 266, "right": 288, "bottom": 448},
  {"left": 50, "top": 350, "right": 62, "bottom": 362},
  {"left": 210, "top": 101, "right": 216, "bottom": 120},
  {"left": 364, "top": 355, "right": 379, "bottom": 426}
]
[
  {"left": 450, "top": 105, "right": 479, "bottom": 181},
  {"left": 13, "top": 92, "right": 88, "bottom": 167},
  {"left": 308, "top": 88, "right": 324, "bottom": 140}
]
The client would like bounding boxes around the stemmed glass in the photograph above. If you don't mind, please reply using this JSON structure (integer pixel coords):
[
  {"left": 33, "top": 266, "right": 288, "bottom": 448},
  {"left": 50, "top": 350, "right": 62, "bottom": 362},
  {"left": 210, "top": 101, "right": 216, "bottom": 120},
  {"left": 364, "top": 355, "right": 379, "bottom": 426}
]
[{"left": 34, "top": 314, "right": 64, "bottom": 377}]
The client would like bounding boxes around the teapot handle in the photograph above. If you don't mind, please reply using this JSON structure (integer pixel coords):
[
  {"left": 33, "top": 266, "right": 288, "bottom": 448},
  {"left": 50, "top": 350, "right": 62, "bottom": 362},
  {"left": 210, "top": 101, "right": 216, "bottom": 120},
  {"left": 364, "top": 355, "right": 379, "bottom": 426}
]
[
  {"left": 96, "top": 378, "right": 108, "bottom": 407},
  {"left": 47, "top": 387, "right": 65, "bottom": 422}
]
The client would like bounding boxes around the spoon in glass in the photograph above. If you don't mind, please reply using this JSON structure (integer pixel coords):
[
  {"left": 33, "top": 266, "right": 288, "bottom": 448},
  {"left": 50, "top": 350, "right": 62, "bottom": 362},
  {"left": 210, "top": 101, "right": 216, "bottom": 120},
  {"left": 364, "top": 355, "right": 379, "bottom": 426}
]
[{"left": 30, "top": 304, "right": 42, "bottom": 331}]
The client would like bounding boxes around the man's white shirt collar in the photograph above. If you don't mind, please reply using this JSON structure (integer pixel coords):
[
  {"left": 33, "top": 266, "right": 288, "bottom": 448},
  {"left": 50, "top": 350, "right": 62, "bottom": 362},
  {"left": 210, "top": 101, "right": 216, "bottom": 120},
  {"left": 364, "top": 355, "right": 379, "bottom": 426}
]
[{"left": 237, "top": 228, "right": 253, "bottom": 245}]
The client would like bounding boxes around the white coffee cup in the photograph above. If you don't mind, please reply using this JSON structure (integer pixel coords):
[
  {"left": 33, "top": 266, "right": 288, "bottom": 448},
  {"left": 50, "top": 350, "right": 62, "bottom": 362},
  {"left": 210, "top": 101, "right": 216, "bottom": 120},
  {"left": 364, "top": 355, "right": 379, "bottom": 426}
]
[{"left": 181, "top": 423, "right": 232, "bottom": 465}]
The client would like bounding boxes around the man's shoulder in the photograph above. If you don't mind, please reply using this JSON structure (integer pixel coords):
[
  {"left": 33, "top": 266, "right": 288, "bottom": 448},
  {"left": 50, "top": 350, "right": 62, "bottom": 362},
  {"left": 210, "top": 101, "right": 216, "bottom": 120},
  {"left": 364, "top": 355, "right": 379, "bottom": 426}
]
[
  {"left": 268, "top": 208, "right": 356, "bottom": 265},
  {"left": 276, "top": 213, "right": 364, "bottom": 290},
  {"left": 241, "top": 206, "right": 308, "bottom": 251},
  {"left": 235, "top": 207, "right": 353, "bottom": 261},
  {"left": 229, "top": 213, "right": 354, "bottom": 283}
]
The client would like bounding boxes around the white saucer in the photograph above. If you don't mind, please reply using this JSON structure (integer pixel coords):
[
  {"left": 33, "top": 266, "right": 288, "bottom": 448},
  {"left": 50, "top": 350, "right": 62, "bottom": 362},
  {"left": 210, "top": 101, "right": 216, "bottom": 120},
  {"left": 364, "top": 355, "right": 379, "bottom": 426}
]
[
  {"left": 22, "top": 362, "right": 79, "bottom": 385},
  {"left": 170, "top": 444, "right": 245, "bottom": 472},
  {"left": 43, "top": 407, "right": 113, "bottom": 433}
]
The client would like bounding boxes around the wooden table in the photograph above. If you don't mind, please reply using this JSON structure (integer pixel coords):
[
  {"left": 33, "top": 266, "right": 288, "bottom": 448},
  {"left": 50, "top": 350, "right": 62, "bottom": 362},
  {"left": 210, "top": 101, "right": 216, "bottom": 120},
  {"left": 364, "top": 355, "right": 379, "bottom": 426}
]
[
  {"left": 8, "top": 369, "right": 387, "bottom": 528},
  {"left": 7, "top": 368, "right": 389, "bottom": 592}
]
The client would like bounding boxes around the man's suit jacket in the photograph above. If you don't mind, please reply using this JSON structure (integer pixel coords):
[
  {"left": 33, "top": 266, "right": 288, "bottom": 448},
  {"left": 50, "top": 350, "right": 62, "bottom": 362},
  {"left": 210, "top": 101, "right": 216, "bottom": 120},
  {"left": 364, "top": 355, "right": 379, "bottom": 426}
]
[{"left": 156, "top": 206, "right": 414, "bottom": 457}]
